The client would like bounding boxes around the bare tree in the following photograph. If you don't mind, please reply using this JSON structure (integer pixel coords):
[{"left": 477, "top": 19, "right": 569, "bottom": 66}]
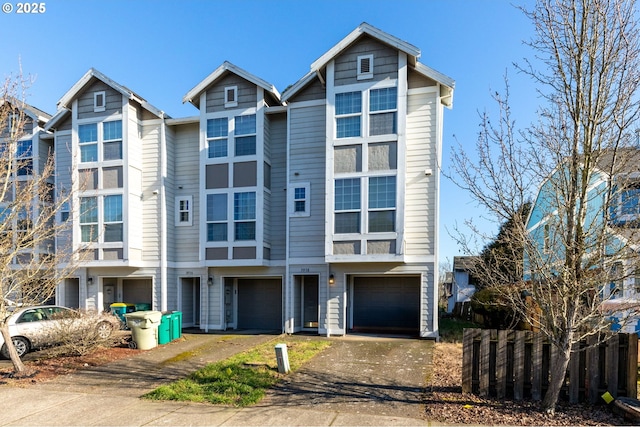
[
  {"left": 450, "top": 0, "right": 640, "bottom": 414},
  {"left": 0, "top": 71, "right": 83, "bottom": 375}
]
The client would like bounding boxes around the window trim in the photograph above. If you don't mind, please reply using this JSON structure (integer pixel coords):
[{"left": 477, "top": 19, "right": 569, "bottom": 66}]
[
  {"left": 357, "top": 54, "right": 374, "bottom": 80},
  {"left": 175, "top": 195, "right": 193, "bottom": 227},
  {"left": 225, "top": 86, "right": 238, "bottom": 108},
  {"left": 94, "top": 91, "right": 106, "bottom": 112}
]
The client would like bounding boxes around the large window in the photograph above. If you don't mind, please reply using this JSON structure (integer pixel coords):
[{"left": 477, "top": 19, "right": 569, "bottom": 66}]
[
  {"left": 79, "top": 120, "right": 122, "bottom": 163},
  {"left": 234, "top": 115, "right": 256, "bottom": 156},
  {"left": 234, "top": 192, "right": 256, "bottom": 240},
  {"left": 102, "top": 121, "right": 123, "bottom": 160},
  {"left": 369, "top": 87, "right": 397, "bottom": 136},
  {"left": 368, "top": 176, "right": 396, "bottom": 232},
  {"left": 79, "top": 124, "right": 98, "bottom": 162},
  {"left": 335, "top": 92, "right": 362, "bottom": 138},
  {"left": 80, "top": 197, "right": 98, "bottom": 242},
  {"left": 16, "top": 140, "right": 33, "bottom": 176},
  {"left": 335, "top": 178, "right": 361, "bottom": 233},
  {"left": 207, "top": 193, "right": 228, "bottom": 241},
  {"left": 206, "top": 118, "right": 228, "bottom": 158},
  {"left": 103, "top": 195, "right": 123, "bottom": 242}
]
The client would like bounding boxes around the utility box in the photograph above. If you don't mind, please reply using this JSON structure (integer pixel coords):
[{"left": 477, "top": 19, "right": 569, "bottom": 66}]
[{"left": 274, "top": 343, "right": 290, "bottom": 374}]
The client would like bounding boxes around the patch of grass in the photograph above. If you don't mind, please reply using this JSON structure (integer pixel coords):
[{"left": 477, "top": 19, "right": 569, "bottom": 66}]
[
  {"left": 439, "top": 317, "right": 481, "bottom": 343},
  {"left": 144, "top": 337, "right": 331, "bottom": 406}
]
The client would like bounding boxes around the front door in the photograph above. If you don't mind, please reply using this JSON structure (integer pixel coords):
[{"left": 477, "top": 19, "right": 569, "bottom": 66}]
[
  {"left": 103, "top": 282, "right": 116, "bottom": 312},
  {"left": 224, "top": 279, "right": 236, "bottom": 329},
  {"left": 302, "top": 276, "right": 319, "bottom": 329}
]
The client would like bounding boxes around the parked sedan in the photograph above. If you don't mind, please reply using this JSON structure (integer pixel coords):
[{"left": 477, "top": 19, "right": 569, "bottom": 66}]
[{"left": 0, "top": 305, "right": 121, "bottom": 358}]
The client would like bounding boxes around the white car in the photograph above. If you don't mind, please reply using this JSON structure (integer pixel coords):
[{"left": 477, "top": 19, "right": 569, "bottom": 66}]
[{"left": 0, "top": 305, "right": 120, "bottom": 358}]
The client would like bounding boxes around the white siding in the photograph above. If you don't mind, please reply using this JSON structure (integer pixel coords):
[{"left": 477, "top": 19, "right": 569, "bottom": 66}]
[
  {"left": 288, "top": 104, "right": 326, "bottom": 258},
  {"left": 405, "top": 91, "right": 437, "bottom": 256},
  {"left": 140, "top": 116, "right": 161, "bottom": 261}
]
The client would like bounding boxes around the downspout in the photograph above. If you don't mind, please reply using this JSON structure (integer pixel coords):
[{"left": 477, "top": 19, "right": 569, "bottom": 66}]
[{"left": 160, "top": 113, "right": 168, "bottom": 311}]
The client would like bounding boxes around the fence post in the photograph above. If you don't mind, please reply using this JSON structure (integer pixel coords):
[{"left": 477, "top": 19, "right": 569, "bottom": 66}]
[
  {"left": 531, "top": 332, "right": 543, "bottom": 401},
  {"left": 462, "top": 328, "right": 478, "bottom": 393},
  {"left": 586, "top": 335, "right": 600, "bottom": 404},
  {"left": 606, "top": 334, "right": 619, "bottom": 398},
  {"left": 514, "top": 331, "right": 525, "bottom": 400},
  {"left": 480, "top": 329, "right": 491, "bottom": 397},
  {"left": 497, "top": 329, "right": 508, "bottom": 399},
  {"left": 627, "top": 333, "right": 638, "bottom": 399}
]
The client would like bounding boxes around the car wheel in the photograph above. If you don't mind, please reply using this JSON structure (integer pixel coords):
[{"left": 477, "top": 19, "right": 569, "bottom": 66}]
[
  {"left": 96, "top": 321, "right": 114, "bottom": 339},
  {"left": 1, "top": 337, "right": 30, "bottom": 358}
]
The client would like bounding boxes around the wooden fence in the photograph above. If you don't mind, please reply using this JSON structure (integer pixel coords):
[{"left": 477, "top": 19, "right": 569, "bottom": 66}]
[{"left": 462, "top": 329, "right": 638, "bottom": 403}]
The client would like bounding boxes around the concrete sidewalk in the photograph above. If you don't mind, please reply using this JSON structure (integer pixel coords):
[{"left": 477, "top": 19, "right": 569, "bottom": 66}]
[{"left": 0, "top": 332, "right": 434, "bottom": 426}]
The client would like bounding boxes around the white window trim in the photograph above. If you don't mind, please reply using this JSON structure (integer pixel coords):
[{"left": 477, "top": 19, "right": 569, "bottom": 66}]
[
  {"left": 289, "top": 182, "right": 310, "bottom": 217},
  {"left": 94, "top": 91, "right": 106, "bottom": 112},
  {"left": 225, "top": 86, "right": 238, "bottom": 108},
  {"left": 357, "top": 54, "right": 374, "bottom": 80},
  {"left": 175, "top": 195, "right": 193, "bottom": 227}
]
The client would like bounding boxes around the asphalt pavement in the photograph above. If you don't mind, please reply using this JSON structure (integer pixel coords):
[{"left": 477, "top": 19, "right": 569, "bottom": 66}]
[{"left": 0, "top": 331, "right": 435, "bottom": 426}]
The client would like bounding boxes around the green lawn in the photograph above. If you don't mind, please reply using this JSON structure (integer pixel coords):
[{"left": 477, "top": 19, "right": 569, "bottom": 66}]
[{"left": 143, "top": 337, "right": 331, "bottom": 407}]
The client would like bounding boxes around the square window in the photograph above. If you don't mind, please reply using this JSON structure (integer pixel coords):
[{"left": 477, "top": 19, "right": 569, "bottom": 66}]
[
  {"left": 208, "top": 223, "right": 228, "bottom": 241},
  {"left": 335, "top": 179, "right": 360, "bottom": 211},
  {"left": 369, "top": 176, "right": 396, "bottom": 209},
  {"left": 335, "top": 212, "right": 360, "bottom": 233},
  {"left": 235, "top": 222, "right": 256, "bottom": 240}
]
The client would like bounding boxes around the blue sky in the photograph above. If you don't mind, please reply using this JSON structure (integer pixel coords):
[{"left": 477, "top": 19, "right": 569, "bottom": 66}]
[{"left": 0, "top": 0, "right": 538, "bottom": 264}]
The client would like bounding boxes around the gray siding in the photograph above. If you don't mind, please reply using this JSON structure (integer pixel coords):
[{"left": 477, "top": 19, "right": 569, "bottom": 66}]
[
  {"left": 334, "top": 36, "right": 398, "bottom": 87},
  {"left": 77, "top": 79, "right": 122, "bottom": 120},
  {"left": 405, "top": 91, "right": 437, "bottom": 256},
  {"left": 288, "top": 79, "right": 325, "bottom": 103},
  {"left": 55, "top": 133, "right": 73, "bottom": 251},
  {"left": 171, "top": 123, "right": 200, "bottom": 263},
  {"left": 288, "top": 104, "right": 326, "bottom": 258},
  {"left": 268, "top": 113, "right": 287, "bottom": 260},
  {"left": 205, "top": 74, "right": 257, "bottom": 114}
]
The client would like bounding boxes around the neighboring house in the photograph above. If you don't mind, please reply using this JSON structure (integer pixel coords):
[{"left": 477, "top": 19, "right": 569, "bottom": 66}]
[
  {"left": 32, "top": 23, "right": 455, "bottom": 337},
  {"left": 525, "top": 150, "right": 640, "bottom": 333},
  {"left": 0, "top": 100, "right": 53, "bottom": 284},
  {"left": 447, "top": 256, "right": 478, "bottom": 313}
]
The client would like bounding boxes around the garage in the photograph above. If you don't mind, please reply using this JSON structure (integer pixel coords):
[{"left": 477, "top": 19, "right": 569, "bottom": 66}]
[
  {"left": 352, "top": 276, "right": 420, "bottom": 333},
  {"left": 122, "top": 278, "right": 153, "bottom": 307},
  {"left": 237, "top": 278, "right": 282, "bottom": 330}
]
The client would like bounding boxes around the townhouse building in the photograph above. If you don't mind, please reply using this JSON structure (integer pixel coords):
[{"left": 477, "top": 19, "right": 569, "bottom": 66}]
[{"left": 35, "top": 23, "right": 454, "bottom": 337}]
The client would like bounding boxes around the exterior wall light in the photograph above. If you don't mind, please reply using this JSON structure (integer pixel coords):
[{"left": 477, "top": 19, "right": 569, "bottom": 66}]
[
  {"left": 329, "top": 274, "right": 335, "bottom": 285},
  {"left": 208, "top": 277, "right": 214, "bottom": 286},
  {"left": 87, "top": 276, "right": 93, "bottom": 286}
]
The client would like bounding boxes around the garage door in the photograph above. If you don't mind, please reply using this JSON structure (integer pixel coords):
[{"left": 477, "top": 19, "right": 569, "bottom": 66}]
[
  {"left": 237, "top": 279, "right": 282, "bottom": 330},
  {"left": 352, "top": 276, "right": 420, "bottom": 332},
  {"left": 122, "top": 278, "right": 153, "bottom": 306}
]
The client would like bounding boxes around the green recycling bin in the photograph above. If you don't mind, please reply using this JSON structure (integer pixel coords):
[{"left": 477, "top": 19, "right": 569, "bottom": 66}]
[
  {"left": 124, "top": 311, "right": 162, "bottom": 350},
  {"left": 170, "top": 311, "right": 182, "bottom": 340},
  {"left": 158, "top": 312, "right": 172, "bottom": 345},
  {"left": 110, "top": 303, "right": 136, "bottom": 323}
]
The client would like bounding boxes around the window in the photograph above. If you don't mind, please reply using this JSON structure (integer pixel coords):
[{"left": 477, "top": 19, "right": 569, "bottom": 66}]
[
  {"left": 368, "top": 176, "right": 396, "bottom": 232},
  {"left": 620, "top": 187, "right": 640, "bottom": 216},
  {"left": 225, "top": 86, "right": 238, "bottom": 108},
  {"left": 94, "top": 91, "right": 106, "bottom": 112},
  {"left": 335, "top": 92, "right": 362, "bottom": 138},
  {"left": 369, "top": 87, "right": 397, "bottom": 136},
  {"left": 357, "top": 54, "right": 374, "bottom": 80},
  {"left": 80, "top": 197, "right": 98, "bottom": 242},
  {"left": 79, "top": 123, "right": 98, "bottom": 162},
  {"left": 175, "top": 196, "right": 193, "bottom": 227},
  {"left": 234, "top": 192, "right": 256, "bottom": 240},
  {"left": 16, "top": 209, "right": 32, "bottom": 244},
  {"left": 609, "top": 262, "right": 623, "bottom": 298},
  {"left": 290, "top": 183, "right": 310, "bottom": 216},
  {"left": 234, "top": 114, "right": 256, "bottom": 156},
  {"left": 103, "top": 195, "right": 123, "bottom": 242},
  {"left": 207, "top": 194, "right": 227, "bottom": 241},
  {"left": 335, "top": 178, "right": 360, "bottom": 233},
  {"left": 60, "top": 202, "right": 70, "bottom": 222},
  {"left": 103, "top": 121, "right": 122, "bottom": 160},
  {"left": 207, "top": 118, "right": 228, "bottom": 158},
  {"left": 16, "top": 140, "right": 33, "bottom": 176}
]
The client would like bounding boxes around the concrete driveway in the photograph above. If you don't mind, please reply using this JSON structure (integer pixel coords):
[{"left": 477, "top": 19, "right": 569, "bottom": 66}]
[{"left": 0, "top": 333, "right": 434, "bottom": 426}]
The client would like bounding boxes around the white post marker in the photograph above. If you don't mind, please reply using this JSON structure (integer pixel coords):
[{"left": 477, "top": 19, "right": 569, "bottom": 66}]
[{"left": 274, "top": 343, "right": 291, "bottom": 373}]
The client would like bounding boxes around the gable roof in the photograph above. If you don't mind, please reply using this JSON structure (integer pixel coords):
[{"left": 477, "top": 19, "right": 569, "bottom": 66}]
[
  {"left": 0, "top": 98, "right": 51, "bottom": 125},
  {"left": 281, "top": 22, "right": 455, "bottom": 106},
  {"left": 44, "top": 68, "right": 166, "bottom": 131},
  {"left": 182, "top": 61, "right": 281, "bottom": 109}
]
